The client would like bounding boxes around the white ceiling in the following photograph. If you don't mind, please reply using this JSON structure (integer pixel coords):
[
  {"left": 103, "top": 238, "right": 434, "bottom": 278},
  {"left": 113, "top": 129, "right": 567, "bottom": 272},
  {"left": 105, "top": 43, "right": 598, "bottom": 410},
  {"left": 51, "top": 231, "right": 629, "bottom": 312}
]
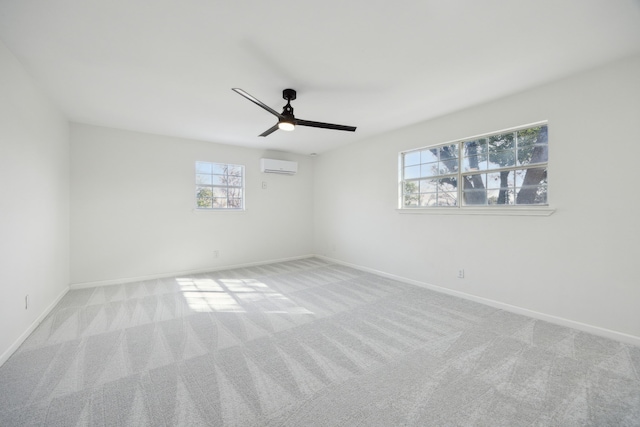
[{"left": 1, "top": 0, "right": 640, "bottom": 155}]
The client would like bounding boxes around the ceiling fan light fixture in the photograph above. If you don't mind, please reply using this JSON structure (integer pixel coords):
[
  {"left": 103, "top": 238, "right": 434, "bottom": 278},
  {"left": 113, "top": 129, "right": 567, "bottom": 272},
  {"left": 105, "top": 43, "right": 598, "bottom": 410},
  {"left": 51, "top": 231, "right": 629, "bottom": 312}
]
[{"left": 278, "top": 120, "right": 295, "bottom": 131}]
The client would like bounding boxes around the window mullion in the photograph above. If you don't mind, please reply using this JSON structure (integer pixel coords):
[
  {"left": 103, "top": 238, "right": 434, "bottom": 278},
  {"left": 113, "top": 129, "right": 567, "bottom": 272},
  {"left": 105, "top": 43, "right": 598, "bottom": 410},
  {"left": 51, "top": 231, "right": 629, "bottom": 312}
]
[{"left": 460, "top": 163, "right": 547, "bottom": 177}]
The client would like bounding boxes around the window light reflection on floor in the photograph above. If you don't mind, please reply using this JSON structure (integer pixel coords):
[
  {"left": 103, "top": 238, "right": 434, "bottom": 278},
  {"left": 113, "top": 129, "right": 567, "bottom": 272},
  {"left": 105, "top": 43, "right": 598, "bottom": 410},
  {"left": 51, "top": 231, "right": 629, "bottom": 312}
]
[{"left": 176, "top": 277, "right": 314, "bottom": 314}]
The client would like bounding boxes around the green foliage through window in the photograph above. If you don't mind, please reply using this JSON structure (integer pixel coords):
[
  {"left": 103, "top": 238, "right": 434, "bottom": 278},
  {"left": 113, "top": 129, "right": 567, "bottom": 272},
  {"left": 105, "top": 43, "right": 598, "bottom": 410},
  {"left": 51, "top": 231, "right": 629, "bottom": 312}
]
[{"left": 400, "top": 123, "right": 548, "bottom": 208}]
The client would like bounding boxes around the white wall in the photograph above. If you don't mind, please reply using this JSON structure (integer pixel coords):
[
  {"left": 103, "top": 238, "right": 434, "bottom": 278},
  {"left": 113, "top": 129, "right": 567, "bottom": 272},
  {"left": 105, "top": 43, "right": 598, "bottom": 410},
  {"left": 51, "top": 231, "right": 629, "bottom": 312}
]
[
  {"left": 0, "top": 41, "right": 70, "bottom": 364},
  {"left": 314, "top": 54, "right": 640, "bottom": 341},
  {"left": 2, "top": 40, "right": 638, "bottom": 369},
  {"left": 70, "top": 124, "right": 314, "bottom": 284}
]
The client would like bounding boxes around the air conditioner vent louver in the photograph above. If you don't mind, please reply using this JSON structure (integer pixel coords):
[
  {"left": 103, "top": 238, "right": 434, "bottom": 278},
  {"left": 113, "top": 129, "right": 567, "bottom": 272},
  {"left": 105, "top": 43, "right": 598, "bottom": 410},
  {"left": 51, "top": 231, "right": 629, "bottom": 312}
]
[{"left": 260, "top": 158, "right": 298, "bottom": 175}]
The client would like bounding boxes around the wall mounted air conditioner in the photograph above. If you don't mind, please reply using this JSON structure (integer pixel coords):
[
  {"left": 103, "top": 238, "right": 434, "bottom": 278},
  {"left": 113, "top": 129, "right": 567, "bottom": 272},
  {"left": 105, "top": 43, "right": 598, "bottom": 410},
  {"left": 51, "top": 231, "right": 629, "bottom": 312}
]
[{"left": 260, "top": 158, "right": 298, "bottom": 175}]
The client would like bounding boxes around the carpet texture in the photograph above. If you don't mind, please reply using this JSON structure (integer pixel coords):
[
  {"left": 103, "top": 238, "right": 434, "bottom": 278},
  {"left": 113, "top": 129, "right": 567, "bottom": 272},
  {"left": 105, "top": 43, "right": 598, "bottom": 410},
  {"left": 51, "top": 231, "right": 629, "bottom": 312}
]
[{"left": 1, "top": 258, "right": 639, "bottom": 426}]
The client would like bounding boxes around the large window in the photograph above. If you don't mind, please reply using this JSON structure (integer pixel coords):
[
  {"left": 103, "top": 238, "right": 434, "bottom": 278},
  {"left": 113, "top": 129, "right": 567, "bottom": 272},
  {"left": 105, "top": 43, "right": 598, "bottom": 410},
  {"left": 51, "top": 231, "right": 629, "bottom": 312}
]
[
  {"left": 401, "top": 123, "right": 548, "bottom": 208},
  {"left": 195, "top": 161, "right": 244, "bottom": 209}
]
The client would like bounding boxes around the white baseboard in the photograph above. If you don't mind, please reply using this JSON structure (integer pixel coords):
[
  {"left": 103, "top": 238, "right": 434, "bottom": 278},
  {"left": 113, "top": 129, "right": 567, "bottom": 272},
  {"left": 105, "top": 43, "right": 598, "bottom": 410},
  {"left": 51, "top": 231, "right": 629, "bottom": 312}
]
[
  {"left": 0, "top": 285, "right": 70, "bottom": 367},
  {"left": 317, "top": 255, "right": 640, "bottom": 347},
  {"left": 70, "top": 254, "right": 316, "bottom": 289}
]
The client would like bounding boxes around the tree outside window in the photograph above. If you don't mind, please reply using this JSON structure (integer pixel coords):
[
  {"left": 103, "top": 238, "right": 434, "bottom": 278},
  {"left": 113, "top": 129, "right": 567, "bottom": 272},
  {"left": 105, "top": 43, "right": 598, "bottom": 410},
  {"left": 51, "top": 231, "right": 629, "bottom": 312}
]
[{"left": 401, "top": 124, "right": 548, "bottom": 208}]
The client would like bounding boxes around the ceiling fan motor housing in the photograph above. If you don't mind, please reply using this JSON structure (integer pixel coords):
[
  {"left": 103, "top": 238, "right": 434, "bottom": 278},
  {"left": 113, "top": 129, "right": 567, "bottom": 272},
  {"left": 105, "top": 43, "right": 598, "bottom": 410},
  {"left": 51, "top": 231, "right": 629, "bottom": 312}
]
[{"left": 283, "top": 88, "right": 296, "bottom": 101}]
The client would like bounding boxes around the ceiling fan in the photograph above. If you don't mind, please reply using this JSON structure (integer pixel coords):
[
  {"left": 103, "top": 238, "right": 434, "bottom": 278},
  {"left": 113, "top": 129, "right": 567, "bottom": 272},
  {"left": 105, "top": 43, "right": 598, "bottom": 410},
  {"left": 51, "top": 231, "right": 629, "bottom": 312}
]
[{"left": 232, "top": 88, "right": 357, "bottom": 137}]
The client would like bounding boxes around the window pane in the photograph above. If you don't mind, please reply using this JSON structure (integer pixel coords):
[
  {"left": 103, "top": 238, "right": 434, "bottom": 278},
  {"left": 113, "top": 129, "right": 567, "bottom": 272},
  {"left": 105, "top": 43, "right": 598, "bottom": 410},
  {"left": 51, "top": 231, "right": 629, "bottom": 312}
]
[
  {"left": 404, "top": 181, "right": 419, "bottom": 194},
  {"left": 439, "top": 177, "right": 457, "bottom": 192},
  {"left": 488, "top": 148, "right": 516, "bottom": 169},
  {"left": 486, "top": 172, "right": 500, "bottom": 190},
  {"left": 213, "top": 197, "right": 227, "bottom": 208},
  {"left": 197, "top": 197, "right": 213, "bottom": 208},
  {"left": 196, "top": 174, "right": 213, "bottom": 185},
  {"left": 463, "top": 173, "right": 487, "bottom": 205},
  {"left": 488, "top": 133, "right": 514, "bottom": 151},
  {"left": 463, "top": 139, "right": 487, "bottom": 171},
  {"left": 514, "top": 167, "right": 547, "bottom": 204},
  {"left": 516, "top": 184, "right": 547, "bottom": 205},
  {"left": 420, "top": 162, "right": 441, "bottom": 178},
  {"left": 228, "top": 165, "right": 243, "bottom": 176},
  {"left": 404, "top": 193, "right": 419, "bottom": 207},
  {"left": 480, "top": 132, "right": 513, "bottom": 170},
  {"left": 464, "top": 173, "right": 486, "bottom": 189},
  {"left": 464, "top": 139, "right": 486, "bottom": 153},
  {"left": 439, "top": 145, "right": 457, "bottom": 158},
  {"left": 212, "top": 175, "right": 228, "bottom": 185},
  {"left": 228, "top": 189, "right": 243, "bottom": 199},
  {"left": 212, "top": 188, "right": 227, "bottom": 198},
  {"left": 417, "top": 178, "right": 458, "bottom": 206},
  {"left": 462, "top": 155, "right": 488, "bottom": 171},
  {"left": 439, "top": 191, "right": 458, "bottom": 206},
  {"left": 438, "top": 145, "right": 458, "bottom": 173},
  {"left": 404, "top": 151, "right": 421, "bottom": 166},
  {"left": 517, "top": 125, "right": 548, "bottom": 166},
  {"left": 439, "top": 160, "right": 458, "bottom": 174},
  {"left": 487, "top": 188, "right": 515, "bottom": 205},
  {"left": 438, "top": 144, "right": 458, "bottom": 161},
  {"left": 419, "top": 193, "right": 438, "bottom": 207},
  {"left": 404, "top": 165, "right": 421, "bottom": 179},
  {"left": 212, "top": 164, "right": 227, "bottom": 175},
  {"left": 196, "top": 186, "right": 212, "bottom": 197},
  {"left": 227, "top": 175, "right": 243, "bottom": 187},
  {"left": 404, "top": 179, "right": 420, "bottom": 206},
  {"left": 463, "top": 189, "right": 487, "bottom": 205},
  {"left": 228, "top": 198, "right": 243, "bottom": 208},
  {"left": 417, "top": 149, "right": 435, "bottom": 164},
  {"left": 196, "top": 186, "right": 213, "bottom": 208},
  {"left": 419, "top": 179, "right": 437, "bottom": 193},
  {"left": 196, "top": 162, "right": 212, "bottom": 174},
  {"left": 514, "top": 167, "right": 546, "bottom": 187},
  {"left": 486, "top": 171, "right": 514, "bottom": 190}
]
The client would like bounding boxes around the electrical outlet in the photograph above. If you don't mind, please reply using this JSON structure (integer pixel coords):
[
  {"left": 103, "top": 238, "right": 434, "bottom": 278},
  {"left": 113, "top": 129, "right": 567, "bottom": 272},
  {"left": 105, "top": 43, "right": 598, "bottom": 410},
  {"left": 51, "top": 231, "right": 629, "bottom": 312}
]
[
  {"left": 25, "top": 294, "right": 29, "bottom": 309},
  {"left": 262, "top": 181, "right": 268, "bottom": 190},
  {"left": 213, "top": 250, "right": 219, "bottom": 259},
  {"left": 458, "top": 269, "right": 465, "bottom": 279}
]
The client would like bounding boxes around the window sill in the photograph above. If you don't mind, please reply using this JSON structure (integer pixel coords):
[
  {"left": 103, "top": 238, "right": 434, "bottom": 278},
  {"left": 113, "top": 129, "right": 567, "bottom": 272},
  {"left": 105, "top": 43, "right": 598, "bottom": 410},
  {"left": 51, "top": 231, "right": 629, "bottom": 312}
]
[
  {"left": 192, "top": 208, "right": 246, "bottom": 214},
  {"left": 396, "top": 206, "right": 555, "bottom": 216}
]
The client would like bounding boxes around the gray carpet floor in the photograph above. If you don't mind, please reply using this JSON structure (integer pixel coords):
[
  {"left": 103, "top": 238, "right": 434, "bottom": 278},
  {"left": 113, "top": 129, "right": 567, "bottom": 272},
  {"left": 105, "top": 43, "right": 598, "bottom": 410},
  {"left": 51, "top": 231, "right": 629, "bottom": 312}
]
[{"left": 1, "top": 257, "right": 639, "bottom": 426}]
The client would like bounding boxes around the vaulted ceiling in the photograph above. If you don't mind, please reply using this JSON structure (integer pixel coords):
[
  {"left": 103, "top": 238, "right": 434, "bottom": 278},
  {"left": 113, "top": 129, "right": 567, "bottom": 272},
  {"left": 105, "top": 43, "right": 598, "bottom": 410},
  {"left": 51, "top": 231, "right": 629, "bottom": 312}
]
[{"left": 1, "top": 0, "right": 640, "bottom": 154}]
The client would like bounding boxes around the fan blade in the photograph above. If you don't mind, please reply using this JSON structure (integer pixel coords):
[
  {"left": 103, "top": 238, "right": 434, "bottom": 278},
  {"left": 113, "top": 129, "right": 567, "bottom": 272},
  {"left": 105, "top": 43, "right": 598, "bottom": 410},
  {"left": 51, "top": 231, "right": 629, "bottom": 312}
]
[
  {"left": 232, "top": 88, "right": 284, "bottom": 119},
  {"left": 259, "top": 124, "right": 279, "bottom": 137},
  {"left": 296, "top": 119, "right": 356, "bottom": 132}
]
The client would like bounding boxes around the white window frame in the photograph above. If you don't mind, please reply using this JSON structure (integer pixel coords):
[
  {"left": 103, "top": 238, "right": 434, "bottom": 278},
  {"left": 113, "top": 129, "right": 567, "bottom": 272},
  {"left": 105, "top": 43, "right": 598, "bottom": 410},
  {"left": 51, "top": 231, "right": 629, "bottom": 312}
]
[
  {"left": 397, "top": 122, "right": 555, "bottom": 216},
  {"left": 195, "top": 161, "right": 245, "bottom": 211}
]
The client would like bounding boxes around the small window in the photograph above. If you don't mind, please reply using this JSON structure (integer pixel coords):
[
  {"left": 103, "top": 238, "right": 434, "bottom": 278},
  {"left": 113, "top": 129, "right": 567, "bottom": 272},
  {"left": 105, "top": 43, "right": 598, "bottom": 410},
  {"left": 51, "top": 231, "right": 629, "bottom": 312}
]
[
  {"left": 195, "top": 161, "right": 244, "bottom": 210},
  {"left": 400, "top": 123, "right": 548, "bottom": 208}
]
